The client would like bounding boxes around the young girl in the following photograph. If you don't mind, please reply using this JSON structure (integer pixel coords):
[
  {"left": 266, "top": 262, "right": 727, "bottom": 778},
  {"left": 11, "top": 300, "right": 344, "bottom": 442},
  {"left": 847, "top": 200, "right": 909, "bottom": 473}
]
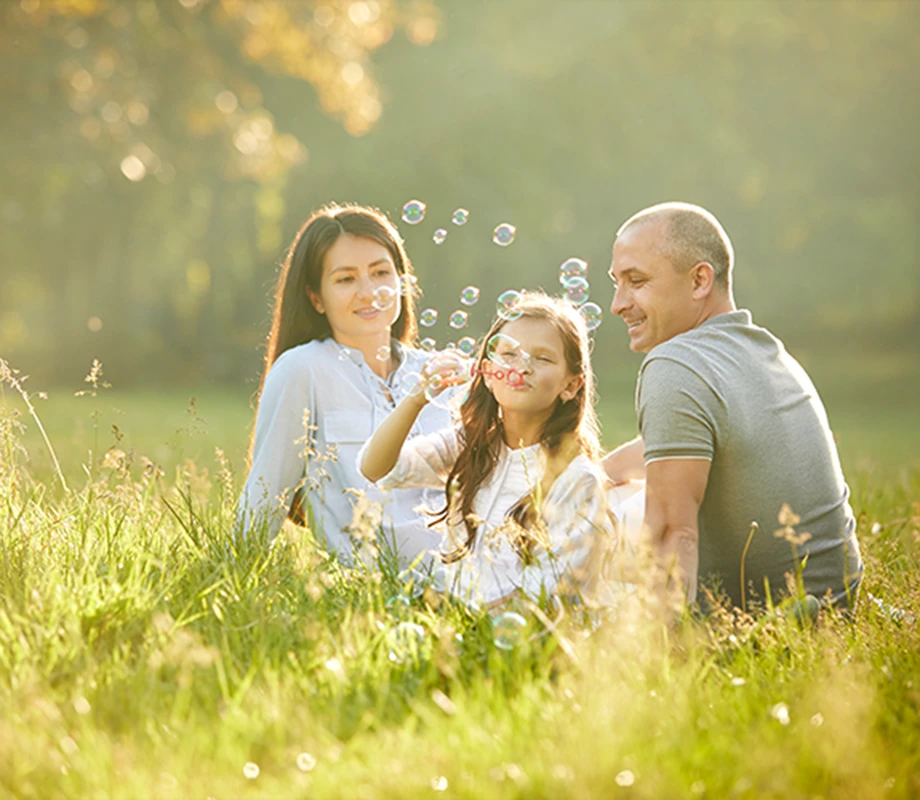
[
  {"left": 238, "top": 203, "right": 452, "bottom": 565},
  {"left": 359, "top": 292, "right": 622, "bottom": 609}
]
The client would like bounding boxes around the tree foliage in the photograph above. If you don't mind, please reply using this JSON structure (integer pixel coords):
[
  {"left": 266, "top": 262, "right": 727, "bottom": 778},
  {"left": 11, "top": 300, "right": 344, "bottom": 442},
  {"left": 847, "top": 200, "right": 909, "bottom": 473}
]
[{"left": 1, "top": 0, "right": 917, "bottom": 390}]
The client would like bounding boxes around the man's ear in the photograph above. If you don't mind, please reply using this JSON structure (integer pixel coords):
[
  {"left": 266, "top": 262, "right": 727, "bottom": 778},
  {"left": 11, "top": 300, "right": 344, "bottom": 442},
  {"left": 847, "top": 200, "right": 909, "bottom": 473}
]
[
  {"left": 690, "top": 262, "right": 716, "bottom": 299},
  {"left": 560, "top": 375, "right": 584, "bottom": 403},
  {"left": 307, "top": 287, "right": 325, "bottom": 314}
]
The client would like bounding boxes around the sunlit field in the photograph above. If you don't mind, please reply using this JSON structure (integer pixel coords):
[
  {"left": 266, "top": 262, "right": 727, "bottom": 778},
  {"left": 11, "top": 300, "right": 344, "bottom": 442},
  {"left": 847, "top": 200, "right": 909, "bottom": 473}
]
[{"left": 1, "top": 368, "right": 918, "bottom": 800}]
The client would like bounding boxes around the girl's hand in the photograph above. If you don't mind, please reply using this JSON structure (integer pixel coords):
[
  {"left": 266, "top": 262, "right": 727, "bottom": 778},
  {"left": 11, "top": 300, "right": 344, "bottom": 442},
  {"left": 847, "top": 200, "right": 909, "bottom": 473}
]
[{"left": 419, "top": 351, "right": 472, "bottom": 402}]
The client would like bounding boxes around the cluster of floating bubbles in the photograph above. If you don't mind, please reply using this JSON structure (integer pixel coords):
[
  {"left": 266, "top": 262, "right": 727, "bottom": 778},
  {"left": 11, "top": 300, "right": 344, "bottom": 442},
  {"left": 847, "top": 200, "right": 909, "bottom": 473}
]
[
  {"left": 387, "top": 621, "right": 426, "bottom": 664},
  {"left": 451, "top": 208, "right": 469, "bottom": 226},
  {"left": 492, "top": 611, "right": 527, "bottom": 650},
  {"left": 449, "top": 310, "right": 469, "bottom": 329},
  {"left": 401, "top": 200, "right": 426, "bottom": 225},
  {"left": 496, "top": 289, "right": 523, "bottom": 321},
  {"left": 419, "top": 308, "right": 438, "bottom": 327},
  {"left": 433, "top": 228, "right": 447, "bottom": 245},
  {"left": 492, "top": 223, "right": 516, "bottom": 247},
  {"left": 372, "top": 285, "right": 398, "bottom": 311},
  {"left": 460, "top": 285, "right": 480, "bottom": 306},
  {"left": 557, "top": 257, "right": 601, "bottom": 330}
]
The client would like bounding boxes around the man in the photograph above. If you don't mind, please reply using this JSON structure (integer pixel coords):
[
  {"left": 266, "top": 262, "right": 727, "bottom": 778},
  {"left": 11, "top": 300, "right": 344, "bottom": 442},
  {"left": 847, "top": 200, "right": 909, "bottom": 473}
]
[{"left": 602, "top": 202, "right": 863, "bottom": 611}]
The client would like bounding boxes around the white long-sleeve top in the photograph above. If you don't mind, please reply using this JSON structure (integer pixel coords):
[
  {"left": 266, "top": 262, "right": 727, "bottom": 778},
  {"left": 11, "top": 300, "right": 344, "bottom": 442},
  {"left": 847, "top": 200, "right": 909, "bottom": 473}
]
[
  {"left": 357, "top": 426, "right": 618, "bottom": 608},
  {"left": 237, "top": 338, "right": 451, "bottom": 565}
]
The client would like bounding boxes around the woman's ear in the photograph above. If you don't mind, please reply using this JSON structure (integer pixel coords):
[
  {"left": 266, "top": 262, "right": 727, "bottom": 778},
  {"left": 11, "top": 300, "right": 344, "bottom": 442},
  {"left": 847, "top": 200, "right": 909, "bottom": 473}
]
[
  {"left": 560, "top": 375, "right": 584, "bottom": 403},
  {"left": 307, "top": 287, "right": 325, "bottom": 314}
]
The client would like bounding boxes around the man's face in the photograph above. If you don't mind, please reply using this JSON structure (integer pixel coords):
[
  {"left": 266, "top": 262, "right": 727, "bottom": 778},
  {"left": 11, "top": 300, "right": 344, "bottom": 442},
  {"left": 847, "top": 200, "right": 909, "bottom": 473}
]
[{"left": 608, "top": 221, "right": 700, "bottom": 353}]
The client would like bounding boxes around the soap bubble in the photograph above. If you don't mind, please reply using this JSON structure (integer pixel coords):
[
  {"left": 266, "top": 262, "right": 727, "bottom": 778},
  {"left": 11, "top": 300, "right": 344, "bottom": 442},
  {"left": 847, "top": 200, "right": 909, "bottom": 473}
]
[
  {"left": 578, "top": 302, "right": 603, "bottom": 331},
  {"left": 559, "top": 257, "right": 588, "bottom": 283},
  {"left": 460, "top": 285, "right": 480, "bottom": 306},
  {"left": 451, "top": 208, "right": 469, "bottom": 226},
  {"left": 420, "top": 337, "right": 437, "bottom": 351},
  {"left": 457, "top": 336, "right": 476, "bottom": 355},
  {"left": 449, "top": 310, "right": 469, "bottom": 329},
  {"left": 376, "top": 344, "right": 391, "bottom": 361},
  {"left": 433, "top": 228, "right": 447, "bottom": 245},
  {"left": 243, "top": 762, "right": 260, "bottom": 779},
  {"left": 563, "top": 276, "right": 590, "bottom": 306},
  {"left": 372, "top": 285, "right": 398, "bottom": 310},
  {"left": 425, "top": 352, "right": 472, "bottom": 409},
  {"left": 492, "top": 223, "right": 516, "bottom": 246},
  {"left": 401, "top": 200, "right": 426, "bottom": 225},
  {"left": 486, "top": 333, "right": 522, "bottom": 368},
  {"left": 402, "top": 371, "right": 425, "bottom": 396},
  {"left": 444, "top": 341, "right": 456, "bottom": 350},
  {"left": 387, "top": 622, "right": 426, "bottom": 664},
  {"left": 400, "top": 274, "right": 419, "bottom": 297},
  {"left": 386, "top": 594, "right": 411, "bottom": 616},
  {"left": 496, "top": 289, "right": 523, "bottom": 321},
  {"left": 493, "top": 611, "right": 527, "bottom": 650},
  {"left": 420, "top": 308, "right": 438, "bottom": 327}
]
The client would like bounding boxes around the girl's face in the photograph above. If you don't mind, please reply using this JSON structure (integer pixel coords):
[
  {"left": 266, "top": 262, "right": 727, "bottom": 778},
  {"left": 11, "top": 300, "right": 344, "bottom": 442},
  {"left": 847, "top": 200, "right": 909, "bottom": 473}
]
[
  {"left": 483, "top": 317, "right": 582, "bottom": 414},
  {"left": 308, "top": 233, "right": 402, "bottom": 347}
]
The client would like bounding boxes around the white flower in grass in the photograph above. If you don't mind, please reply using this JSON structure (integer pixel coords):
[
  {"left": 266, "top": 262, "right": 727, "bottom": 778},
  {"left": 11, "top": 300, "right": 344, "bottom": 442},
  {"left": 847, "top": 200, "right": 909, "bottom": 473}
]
[
  {"left": 615, "top": 769, "right": 635, "bottom": 786},
  {"left": 770, "top": 702, "right": 791, "bottom": 725}
]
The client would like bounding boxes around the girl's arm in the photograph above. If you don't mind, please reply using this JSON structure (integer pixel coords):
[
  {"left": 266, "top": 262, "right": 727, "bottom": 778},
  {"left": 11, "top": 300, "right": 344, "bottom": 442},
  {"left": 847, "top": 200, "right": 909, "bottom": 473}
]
[{"left": 359, "top": 390, "right": 428, "bottom": 482}]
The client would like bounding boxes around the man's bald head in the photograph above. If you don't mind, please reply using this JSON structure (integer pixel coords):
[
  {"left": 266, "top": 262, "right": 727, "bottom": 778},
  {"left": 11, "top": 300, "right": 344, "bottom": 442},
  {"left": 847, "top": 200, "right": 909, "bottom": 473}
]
[{"left": 616, "top": 202, "right": 734, "bottom": 292}]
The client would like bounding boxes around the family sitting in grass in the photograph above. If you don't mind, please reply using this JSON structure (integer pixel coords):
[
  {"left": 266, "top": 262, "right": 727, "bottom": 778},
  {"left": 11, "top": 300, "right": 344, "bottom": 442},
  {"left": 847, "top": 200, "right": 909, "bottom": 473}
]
[{"left": 239, "top": 201, "right": 863, "bottom": 615}]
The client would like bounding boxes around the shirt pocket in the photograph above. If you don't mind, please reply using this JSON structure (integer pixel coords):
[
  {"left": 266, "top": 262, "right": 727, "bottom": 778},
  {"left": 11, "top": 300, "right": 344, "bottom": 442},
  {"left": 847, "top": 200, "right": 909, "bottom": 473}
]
[{"left": 323, "top": 410, "right": 373, "bottom": 446}]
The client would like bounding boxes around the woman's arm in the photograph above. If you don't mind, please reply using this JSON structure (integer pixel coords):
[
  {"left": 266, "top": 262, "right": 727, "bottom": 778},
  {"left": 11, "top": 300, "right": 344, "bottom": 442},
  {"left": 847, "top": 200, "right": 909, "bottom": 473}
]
[
  {"left": 359, "top": 390, "right": 428, "bottom": 482},
  {"left": 238, "top": 352, "right": 314, "bottom": 539}
]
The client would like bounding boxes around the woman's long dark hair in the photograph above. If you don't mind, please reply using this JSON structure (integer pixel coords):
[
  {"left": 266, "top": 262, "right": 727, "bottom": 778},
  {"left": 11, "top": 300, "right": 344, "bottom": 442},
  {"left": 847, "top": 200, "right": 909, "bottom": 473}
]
[
  {"left": 249, "top": 203, "right": 418, "bottom": 462},
  {"left": 432, "top": 292, "right": 600, "bottom": 562}
]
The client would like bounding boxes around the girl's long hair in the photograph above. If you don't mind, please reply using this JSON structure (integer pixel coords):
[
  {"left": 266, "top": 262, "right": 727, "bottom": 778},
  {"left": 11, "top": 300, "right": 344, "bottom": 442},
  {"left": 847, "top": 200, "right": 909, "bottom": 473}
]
[
  {"left": 248, "top": 203, "right": 418, "bottom": 463},
  {"left": 432, "top": 292, "right": 601, "bottom": 562}
]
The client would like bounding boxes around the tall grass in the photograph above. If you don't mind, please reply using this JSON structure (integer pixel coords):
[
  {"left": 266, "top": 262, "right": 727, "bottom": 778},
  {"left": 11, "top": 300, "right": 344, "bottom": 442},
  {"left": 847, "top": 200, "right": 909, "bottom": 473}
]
[{"left": 1, "top": 363, "right": 918, "bottom": 799}]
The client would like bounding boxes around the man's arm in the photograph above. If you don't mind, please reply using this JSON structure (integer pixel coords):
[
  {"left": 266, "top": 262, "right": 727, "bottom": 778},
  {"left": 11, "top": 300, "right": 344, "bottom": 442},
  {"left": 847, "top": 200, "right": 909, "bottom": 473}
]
[
  {"left": 601, "top": 436, "right": 646, "bottom": 485},
  {"left": 644, "top": 458, "right": 711, "bottom": 606}
]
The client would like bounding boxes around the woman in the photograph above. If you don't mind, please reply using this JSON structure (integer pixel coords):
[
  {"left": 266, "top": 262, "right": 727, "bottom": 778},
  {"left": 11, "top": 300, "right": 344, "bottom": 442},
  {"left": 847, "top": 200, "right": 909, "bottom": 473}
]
[{"left": 237, "top": 203, "right": 451, "bottom": 566}]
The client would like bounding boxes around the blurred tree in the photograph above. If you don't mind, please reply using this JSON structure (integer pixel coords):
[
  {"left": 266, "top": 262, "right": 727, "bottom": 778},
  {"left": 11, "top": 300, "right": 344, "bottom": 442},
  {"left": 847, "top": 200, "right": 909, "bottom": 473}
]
[
  {"left": 0, "top": 0, "right": 916, "bottom": 391},
  {"left": 0, "top": 0, "right": 440, "bottom": 382}
]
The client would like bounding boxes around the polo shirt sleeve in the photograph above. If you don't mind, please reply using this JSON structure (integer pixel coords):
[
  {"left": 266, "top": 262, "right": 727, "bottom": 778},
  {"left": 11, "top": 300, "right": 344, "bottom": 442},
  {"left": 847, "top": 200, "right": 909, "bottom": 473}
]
[{"left": 637, "top": 356, "right": 717, "bottom": 465}]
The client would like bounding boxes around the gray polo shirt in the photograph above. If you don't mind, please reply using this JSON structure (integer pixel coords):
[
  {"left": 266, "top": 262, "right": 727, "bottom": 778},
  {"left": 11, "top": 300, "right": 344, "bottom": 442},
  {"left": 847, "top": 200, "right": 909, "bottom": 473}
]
[{"left": 637, "top": 310, "right": 863, "bottom": 609}]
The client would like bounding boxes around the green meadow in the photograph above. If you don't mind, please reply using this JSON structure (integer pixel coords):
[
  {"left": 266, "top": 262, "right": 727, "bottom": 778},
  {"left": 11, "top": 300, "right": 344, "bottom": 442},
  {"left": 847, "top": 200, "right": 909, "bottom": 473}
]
[{"left": 1, "top": 369, "right": 918, "bottom": 800}]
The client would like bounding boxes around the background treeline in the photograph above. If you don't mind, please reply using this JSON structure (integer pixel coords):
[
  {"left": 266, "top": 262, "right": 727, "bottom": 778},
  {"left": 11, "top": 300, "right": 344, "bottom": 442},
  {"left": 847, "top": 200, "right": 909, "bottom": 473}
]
[{"left": 2, "top": 0, "right": 918, "bottom": 401}]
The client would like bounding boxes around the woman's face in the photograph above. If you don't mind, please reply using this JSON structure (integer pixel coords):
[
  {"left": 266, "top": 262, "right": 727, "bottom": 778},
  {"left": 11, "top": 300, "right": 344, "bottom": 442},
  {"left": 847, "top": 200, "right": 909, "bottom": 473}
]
[{"left": 309, "top": 233, "right": 402, "bottom": 347}]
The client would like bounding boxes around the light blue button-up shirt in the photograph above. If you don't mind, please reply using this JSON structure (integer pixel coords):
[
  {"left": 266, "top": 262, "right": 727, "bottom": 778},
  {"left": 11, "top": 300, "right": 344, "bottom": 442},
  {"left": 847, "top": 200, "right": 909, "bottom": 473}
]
[{"left": 238, "top": 338, "right": 451, "bottom": 565}]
